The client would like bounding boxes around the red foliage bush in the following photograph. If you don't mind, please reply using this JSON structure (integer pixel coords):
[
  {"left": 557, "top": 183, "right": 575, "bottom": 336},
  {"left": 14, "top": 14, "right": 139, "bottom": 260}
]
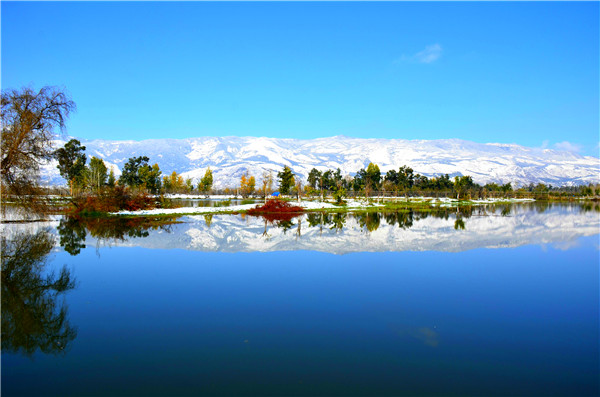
[{"left": 247, "top": 199, "right": 304, "bottom": 222}]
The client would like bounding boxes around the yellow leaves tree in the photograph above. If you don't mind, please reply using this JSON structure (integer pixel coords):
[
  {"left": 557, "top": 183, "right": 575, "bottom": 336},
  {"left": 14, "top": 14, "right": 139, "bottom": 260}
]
[
  {"left": 240, "top": 172, "right": 256, "bottom": 198},
  {"left": 162, "top": 171, "right": 186, "bottom": 193}
]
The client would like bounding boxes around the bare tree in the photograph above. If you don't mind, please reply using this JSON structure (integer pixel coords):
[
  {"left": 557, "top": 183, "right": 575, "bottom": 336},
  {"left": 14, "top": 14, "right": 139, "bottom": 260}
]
[
  {"left": 1, "top": 86, "right": 76, "bottom": 214},
  {"left": 260, "top": 171, "right": 274, "bottom": 203}
]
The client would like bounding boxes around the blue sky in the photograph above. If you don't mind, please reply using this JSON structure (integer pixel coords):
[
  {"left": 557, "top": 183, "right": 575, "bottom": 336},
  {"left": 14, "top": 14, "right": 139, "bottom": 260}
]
[{"left": 2, "top": 2, "right": 598, "bottom": 156}]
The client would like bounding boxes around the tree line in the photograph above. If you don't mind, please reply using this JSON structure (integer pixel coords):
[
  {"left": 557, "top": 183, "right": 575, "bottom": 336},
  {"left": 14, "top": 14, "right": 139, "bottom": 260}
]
[
  {"left": 54, "top": 138, "right": 214, "bottom": 195},
  {"left": 2, "top": 85, "right": 598, "bottom": 217},
  {"left": 45, "top": 138, "right": 600, "bottom": 202}
]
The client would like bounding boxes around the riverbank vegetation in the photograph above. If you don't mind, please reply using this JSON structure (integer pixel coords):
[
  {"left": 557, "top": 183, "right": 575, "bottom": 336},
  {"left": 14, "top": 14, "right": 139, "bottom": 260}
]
[{"left": 2, "top": 86, "right": 598, "bottom": 220}]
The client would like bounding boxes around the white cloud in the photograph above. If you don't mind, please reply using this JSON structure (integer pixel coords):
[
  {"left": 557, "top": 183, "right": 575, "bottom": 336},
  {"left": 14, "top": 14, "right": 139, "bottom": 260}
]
[
  {"left": 553, "top": 141, "right": 583, "bottom": 153},
  {"left": 395, "top": 44, "right": 442, "bottom": 64}
]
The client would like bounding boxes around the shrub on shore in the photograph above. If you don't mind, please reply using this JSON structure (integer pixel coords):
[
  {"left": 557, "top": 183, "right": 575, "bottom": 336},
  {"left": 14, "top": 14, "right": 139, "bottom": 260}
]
[
  {"left": 247, "top": 198, "right": 304, "bottom": 222},
  {"left": 69, "top": 186, "right": 157, "bottom": 215}
]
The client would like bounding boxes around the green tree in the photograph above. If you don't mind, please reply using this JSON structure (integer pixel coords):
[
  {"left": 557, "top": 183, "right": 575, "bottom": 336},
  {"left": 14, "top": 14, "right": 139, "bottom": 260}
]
[
  {"left": 199, "top": 167, "right": 213, "bottom": 193},
  {"left": 365, "top": 162, "right": 381, "bottom": 195},
  {"left": 333, "top": 168, "right": 343, "bottom": 189},
  {"left": 86, "top": 156, "right": 108, "bottom": 191},
  {"left": 277, "top": 166, "right": 295, "bottom": 195},
  {"left": 55, "top": 139, "right": 87, "bottom": 195},
  {"left": 500, "top": 182, "right": 513, "bottom": 196},
  {"left": 119, "top": 156, "right": 150, "bottom": 188},
  {"left": 1, "top": 86, "right": 76, "bottom": 212},
  {"left": 385, "top": 169, "right": 399, "bottom": 185},
  {"left": 107, "top": 167, "right": 116, "bottom": 187},
  {"left": 307, "top": 168, "right": 322, "bottom": 189},
  {"left": 353, "top": 168, "right": 367, "bottom": 193},
  {"left": 454, "top": 175, "right": 475, "bottom": 200},
  {"left": 397, "top": 165, "right": 414, "bottom": 194},
  {"left": 185, "top": 178, "right": 194, "bottom": 193},
  {"left": 138, "top": 163, "right": 162, "bottom": 194},
  {"left": 118, "top": 156, "right": 161, "bottom": 193}
]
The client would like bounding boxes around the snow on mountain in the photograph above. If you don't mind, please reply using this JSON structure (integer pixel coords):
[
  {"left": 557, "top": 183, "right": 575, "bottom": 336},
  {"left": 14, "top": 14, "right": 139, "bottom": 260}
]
[{"left": 41, "top": 136, "right": 600, "bottom": 188}]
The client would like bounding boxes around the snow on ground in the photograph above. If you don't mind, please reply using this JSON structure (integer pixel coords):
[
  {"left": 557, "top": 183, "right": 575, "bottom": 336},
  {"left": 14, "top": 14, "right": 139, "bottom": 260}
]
[
  {"left": 114, "top": 196, "right": 534, "bottom": 216},
  {"left": 115, "top": 198, "right": 385, "bottom": 216}
]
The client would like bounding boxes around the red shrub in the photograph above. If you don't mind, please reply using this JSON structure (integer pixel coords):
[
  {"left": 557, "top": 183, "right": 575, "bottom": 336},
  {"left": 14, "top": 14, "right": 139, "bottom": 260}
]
[{"left": 247, "top": 199, "right": 304, "bottom": 222}]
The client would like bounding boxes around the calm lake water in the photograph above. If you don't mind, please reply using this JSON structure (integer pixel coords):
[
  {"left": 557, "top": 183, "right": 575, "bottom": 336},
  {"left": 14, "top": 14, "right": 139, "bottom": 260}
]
[{"left": 2, "top": 202, "right": 599, "bottom": 396}]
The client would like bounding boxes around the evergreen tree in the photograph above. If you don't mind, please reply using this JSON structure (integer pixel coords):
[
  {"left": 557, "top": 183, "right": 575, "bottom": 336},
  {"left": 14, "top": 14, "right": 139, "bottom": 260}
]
[
  {"left": 385, "top": 169, "right": 399, "bottom": 185},
  {"left": 307, "top": 168, "right": 321, "bottom": 189},
  {"left": 277, "top": 166, "right": 295, "bottom": 195},
  {"left": 138, "top": 163, "right": 162, "bottom": 194},
  {"left": 397, "top": 166, "right": 414, "bottom": 191},
  {"left": 333, "top": 168, "right": 343, "bottom": 188},
  {"left": 353, "top": 169, "right": 366, "bottom": 192},
  {"left": 322, "top": 170, "right": 334, "bottom": 191},
  {"left": 107, "top": 168, "right": 116, "bottom": 187},
  {"left": 118, "top": 156, "right": 161, "bottom": 193},
  {"left": 55, "top": 139, "right": 87, "bottom": 195},
  {"left": 119, "top": 156, "right": 150, "bottom": 187}
]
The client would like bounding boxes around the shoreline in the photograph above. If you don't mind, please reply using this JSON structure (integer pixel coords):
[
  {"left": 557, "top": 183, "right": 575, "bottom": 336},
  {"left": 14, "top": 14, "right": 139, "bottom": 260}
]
[{"left": 114, "top": 197, "right": 536, "bottom": 217}]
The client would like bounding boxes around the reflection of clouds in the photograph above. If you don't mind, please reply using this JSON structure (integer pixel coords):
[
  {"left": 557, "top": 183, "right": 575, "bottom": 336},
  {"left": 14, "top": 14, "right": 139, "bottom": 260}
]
[
  {"left": 552, "top": 240, "right": 582, "bottom": 251},
  {"left": 396, "top": 327, "right": 439, "bottom": 347}
]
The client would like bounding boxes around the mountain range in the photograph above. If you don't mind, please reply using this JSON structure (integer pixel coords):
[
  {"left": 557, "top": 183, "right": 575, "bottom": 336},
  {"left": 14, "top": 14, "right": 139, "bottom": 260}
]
[{"left": 41, "top": 136, "right": 599, "bottom": 188}]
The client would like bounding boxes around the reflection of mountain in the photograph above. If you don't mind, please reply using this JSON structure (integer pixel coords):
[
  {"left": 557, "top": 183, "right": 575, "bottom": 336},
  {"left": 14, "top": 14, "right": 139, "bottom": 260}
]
[
  {"left": 92, "top": 206, "right": 599, "bottom": 254},
  {"left": 1, "top": 230, "right": 77, "bottom": 357}
]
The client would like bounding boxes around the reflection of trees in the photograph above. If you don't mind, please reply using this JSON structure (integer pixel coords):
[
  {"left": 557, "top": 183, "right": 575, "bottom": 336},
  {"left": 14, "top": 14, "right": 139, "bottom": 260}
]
[
  {"left": 57, "top": 216, "right": 177, "bottom": 255},
  {"left": 276, "top": 219, "right": 294, "bottom": 233},
  {"left": 385, "top": 211, "right": 414, "bottom": 229},
  {"left": 329, "top": 213, "right": 346, "bottom": 232},
  {"left": 454, "top": 218, "right": 466, "bottom": 230},
  {"left": 581, "top": 202, "right": 600, "bottom": 212},
  {"left": 500, "top": 204, "right": 512, "bottom": 217},
  {"left": 58, "top": 216, "right": 87, "bottom": 255},
  {"left": 355, "top": 212, "right": 381, "bottom": 232},
  {"left": 1, "top": 230, "right": 77, "bottom": 357},
  {"left": 306, "top": 212, "right": 330, "bottom": 235}
]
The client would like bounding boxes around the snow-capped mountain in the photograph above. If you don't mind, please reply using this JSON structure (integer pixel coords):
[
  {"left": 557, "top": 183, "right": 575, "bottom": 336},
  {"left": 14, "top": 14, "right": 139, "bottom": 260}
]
[{"left": 41, "top": 136, "right": 600, "bottom": 188}]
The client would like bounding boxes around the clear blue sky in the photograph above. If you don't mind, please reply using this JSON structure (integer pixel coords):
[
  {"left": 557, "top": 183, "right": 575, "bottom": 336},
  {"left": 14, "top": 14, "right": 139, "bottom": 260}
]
[{"left": 2, "top": 2, "right": 598, "bottom": 156}]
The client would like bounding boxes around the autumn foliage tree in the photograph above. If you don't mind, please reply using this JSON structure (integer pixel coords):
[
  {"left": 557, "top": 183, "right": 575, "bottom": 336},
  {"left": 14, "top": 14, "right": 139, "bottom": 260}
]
[{"left": 240, "top": 172, "right": 256, "bottom": 198}]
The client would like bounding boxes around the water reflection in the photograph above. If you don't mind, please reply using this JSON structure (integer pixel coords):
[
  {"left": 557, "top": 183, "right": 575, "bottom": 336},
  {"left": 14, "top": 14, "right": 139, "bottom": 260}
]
[
  {"left": 57, "top": 216, "right": 178, "bottom": 255},
  {"left": 52, "top": 202, "right": 600, "bottom": 254},
  {"left": 1, "top": 230, "right": 77, "bottom": 357}
]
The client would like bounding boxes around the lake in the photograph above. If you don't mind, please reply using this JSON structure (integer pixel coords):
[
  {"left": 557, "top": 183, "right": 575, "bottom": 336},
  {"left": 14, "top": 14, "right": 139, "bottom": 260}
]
[{"left": 2, "top": 202, "right": 599, "bottom": 396}]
